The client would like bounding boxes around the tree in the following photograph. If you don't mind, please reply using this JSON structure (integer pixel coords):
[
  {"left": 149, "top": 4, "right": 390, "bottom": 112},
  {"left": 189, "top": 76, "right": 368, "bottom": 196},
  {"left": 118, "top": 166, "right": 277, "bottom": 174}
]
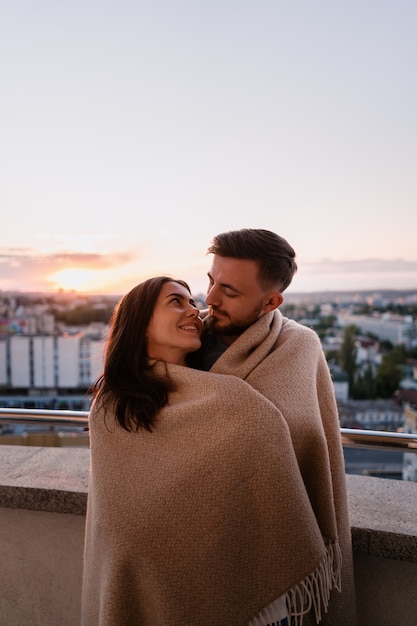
[
  {"left": 375, "top": 345, "right": 407, "bottom": 398},
  {"left": 352, "top": 364, "right": 376, "bottom": 399},
  {"left": 324, "top": 349, "right": 339, "bottom": 365},
  {"left": 339, "top": 325, "right": 358, "bottom": 396}
]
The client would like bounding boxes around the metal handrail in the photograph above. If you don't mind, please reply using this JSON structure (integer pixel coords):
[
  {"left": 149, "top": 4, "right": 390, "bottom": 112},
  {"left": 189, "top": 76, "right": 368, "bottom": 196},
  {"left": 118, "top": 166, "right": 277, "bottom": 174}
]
[
  {"left": 341, "top": 427, "right": 417, "bottom": 452},
  {"left": 0, "top": 408, "right": 89, "bottom": 427},
  {"left": 1, "top": 408, "right": 417, "bottom": 453}
]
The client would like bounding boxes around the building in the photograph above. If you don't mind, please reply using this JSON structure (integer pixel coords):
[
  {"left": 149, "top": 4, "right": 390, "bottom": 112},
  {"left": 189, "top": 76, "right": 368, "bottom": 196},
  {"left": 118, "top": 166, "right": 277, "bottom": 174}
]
[
  {"left": 0, "top": 332, "right": 104, "bottom": 394},
  {"left": 396, "top": 390, "right": 417, "bottom": 482},
  {"left": 337, "top": 312, "right": 417, "bottom": 348}
]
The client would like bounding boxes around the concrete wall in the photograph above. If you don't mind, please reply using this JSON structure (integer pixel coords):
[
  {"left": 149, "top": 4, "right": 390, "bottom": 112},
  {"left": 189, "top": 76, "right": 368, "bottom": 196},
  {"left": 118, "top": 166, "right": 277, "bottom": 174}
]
[
  {"left": 0, "top": 507, "right": 85, "bottom": 626},
  {"left": 354, "top": 553, "right": 417, "bottom": 626},
  {"left": 0, "top": 505, "right": 417, "bottom": 626}
]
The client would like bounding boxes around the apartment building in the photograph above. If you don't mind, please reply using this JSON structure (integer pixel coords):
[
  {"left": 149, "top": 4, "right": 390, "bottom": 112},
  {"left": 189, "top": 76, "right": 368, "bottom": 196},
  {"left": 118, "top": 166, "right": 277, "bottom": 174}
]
[
  {"left": 0, "top": 332, "right": 104, "bottom": 391},
  {"left": 337, "top": 312, "right": 417, "bottom": 348}
]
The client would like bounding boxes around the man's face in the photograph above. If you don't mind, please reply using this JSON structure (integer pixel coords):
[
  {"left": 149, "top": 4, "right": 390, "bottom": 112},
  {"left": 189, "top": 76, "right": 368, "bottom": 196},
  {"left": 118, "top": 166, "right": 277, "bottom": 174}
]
[{"left": 205, "top": 256, "right": 274, "bottom": 342}]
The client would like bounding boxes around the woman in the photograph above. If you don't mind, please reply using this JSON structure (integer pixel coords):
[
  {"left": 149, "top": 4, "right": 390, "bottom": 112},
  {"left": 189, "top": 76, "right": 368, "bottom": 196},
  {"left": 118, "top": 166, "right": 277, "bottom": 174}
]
[{"left": 81, "top": 277, "right": 340, "bottom": 626}]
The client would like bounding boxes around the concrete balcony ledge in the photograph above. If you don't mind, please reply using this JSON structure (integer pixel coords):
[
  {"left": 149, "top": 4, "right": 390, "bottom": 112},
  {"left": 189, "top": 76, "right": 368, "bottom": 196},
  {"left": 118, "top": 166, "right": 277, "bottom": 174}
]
[
  {"left": 0, "top": 446, "right": 416, "bottom": 561},
  {"left": 0, "top": 445, "right": 89, "bottom": 515},
  {"left": 347, "top": 473, "right": 417, "bottom": 563},
  {"left": 1, "top": 446, "right": 417, "bottom": 626}
]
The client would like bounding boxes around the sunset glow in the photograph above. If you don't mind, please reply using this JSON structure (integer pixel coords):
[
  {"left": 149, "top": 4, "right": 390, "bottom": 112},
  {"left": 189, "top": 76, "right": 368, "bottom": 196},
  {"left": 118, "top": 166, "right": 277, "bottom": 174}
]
[{"left": 48, "top": 268, "right": 99, "bottom": 292}]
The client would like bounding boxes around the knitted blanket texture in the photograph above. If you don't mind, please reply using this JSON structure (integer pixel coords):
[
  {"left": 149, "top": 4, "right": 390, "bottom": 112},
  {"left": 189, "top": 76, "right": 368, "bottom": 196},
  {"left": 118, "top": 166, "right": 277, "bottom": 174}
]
[
  {"left": 82, "top": 364, "right": 341, "bottom": 626},
  {"left": 208, "top": 310, "right": 357, "bottom": 626}
]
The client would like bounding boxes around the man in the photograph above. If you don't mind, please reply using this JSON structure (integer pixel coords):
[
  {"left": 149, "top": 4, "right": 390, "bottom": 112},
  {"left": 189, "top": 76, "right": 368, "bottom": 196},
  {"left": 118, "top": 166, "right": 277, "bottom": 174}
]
[{"left": 192, "top": 228, "right": 357, "bottom": 626}]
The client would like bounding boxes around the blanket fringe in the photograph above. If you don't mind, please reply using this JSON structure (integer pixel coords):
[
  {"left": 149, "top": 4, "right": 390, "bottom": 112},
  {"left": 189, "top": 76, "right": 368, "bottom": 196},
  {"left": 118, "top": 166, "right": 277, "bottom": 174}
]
[{"left": 285, "top": 541, "right": 342, "bottom": 626}]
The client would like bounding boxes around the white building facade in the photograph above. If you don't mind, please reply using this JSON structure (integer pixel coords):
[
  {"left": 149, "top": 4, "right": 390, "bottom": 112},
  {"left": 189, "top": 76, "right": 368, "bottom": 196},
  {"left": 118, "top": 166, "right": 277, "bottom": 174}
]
[
  {"left": 0, "top": 333, "right": 104, "bottom": 391},
  {"left": 337, "top": 312, "right": 417, "bottom": 348}
]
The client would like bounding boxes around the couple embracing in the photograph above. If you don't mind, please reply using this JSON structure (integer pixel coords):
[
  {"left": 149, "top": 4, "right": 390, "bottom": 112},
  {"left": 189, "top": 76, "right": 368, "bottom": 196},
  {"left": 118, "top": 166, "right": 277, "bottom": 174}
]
[{"left": 81, "top": 229, "right": 357, "bottom": 626}]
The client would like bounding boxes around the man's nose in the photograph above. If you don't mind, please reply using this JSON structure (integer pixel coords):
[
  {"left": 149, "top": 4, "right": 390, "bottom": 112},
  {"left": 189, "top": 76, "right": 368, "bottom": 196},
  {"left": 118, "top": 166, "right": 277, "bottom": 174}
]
[{"left": 205, "top": 285, "right": 218, "bottom": 306}]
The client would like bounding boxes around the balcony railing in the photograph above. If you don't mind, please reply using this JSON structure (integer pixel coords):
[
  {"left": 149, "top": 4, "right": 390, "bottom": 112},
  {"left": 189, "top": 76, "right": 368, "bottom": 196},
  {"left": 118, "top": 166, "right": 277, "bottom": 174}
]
[
  {"left": 340, "top": 427, "right": 417, "bottom": 452},
  {"left": 0, "top": 407, "right": 89, "bottom": 427},
  {"left": 1, "top": 407, "right": 417, "bottom": 453}
]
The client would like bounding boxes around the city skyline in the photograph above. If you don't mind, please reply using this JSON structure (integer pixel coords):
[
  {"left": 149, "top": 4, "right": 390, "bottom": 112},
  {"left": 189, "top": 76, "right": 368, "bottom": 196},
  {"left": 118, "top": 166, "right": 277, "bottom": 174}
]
[{"left": 1, "top": 1, "right": 416, "bottom": 296}]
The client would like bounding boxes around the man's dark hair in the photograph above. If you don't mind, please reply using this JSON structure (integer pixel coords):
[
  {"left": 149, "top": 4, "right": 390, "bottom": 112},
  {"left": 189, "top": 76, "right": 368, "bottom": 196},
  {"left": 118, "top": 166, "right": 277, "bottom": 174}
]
[{"left": 207, "top": 228, "right": 297, "bottom": 291}]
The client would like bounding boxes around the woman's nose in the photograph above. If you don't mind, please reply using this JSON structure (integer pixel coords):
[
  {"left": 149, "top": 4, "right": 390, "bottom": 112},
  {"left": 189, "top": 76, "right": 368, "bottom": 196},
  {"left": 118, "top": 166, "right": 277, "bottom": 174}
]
[{"left": 186, "top": 304, "right": 199, "bottom": 317}]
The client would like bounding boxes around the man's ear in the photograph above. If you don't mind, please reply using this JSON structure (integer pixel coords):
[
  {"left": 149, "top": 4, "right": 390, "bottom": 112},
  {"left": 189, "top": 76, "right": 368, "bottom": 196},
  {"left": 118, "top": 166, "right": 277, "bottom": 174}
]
[{"left": 263, "top": 291, "right": 283, "bottom": 312}]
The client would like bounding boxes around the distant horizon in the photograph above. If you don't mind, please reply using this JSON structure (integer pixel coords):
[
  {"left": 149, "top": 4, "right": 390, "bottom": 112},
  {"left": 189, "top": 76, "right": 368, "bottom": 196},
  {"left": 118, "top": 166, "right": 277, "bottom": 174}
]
[{"left": 2, "top": 284, "right": 417, "bottom": 300}]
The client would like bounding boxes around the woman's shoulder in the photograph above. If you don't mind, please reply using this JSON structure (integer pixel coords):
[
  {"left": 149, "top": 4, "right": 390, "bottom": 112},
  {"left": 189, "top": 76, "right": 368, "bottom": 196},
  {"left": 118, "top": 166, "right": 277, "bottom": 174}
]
[{"left": 89, "top": 392, "right": 116, "bottom": 424}]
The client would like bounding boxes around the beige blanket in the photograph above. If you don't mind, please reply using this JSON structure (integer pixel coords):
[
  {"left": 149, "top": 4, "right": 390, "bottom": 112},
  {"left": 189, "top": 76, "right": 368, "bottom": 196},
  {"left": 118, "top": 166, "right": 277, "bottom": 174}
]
[
  {"left": 82, "top": 364, "right": 340, "bottom": 626},
  {"left": 207, "top": 310, "right": 357, "bottom": 626}
]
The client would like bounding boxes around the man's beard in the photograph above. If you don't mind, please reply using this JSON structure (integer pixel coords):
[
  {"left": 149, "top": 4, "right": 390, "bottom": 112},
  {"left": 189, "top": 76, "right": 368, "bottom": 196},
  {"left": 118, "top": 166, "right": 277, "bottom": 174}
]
[{"left": 206, "top": 305, "right": 264, "bottom": 337}]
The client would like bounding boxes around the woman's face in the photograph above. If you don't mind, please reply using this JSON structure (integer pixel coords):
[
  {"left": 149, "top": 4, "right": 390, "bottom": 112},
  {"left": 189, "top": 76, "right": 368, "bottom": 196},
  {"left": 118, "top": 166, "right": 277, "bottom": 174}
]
[{"left": 146, "top": 281, "right": 203, "bottom": 365}]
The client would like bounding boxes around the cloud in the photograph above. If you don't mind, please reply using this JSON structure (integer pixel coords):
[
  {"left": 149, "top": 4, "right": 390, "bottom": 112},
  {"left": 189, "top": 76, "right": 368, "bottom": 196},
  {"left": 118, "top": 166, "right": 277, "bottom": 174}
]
[
  {"left": 289, "top": 257, "right": 417, "bottom": 293},
  {"left": 302, "top": 258, "right": 417, "bottom": 275},
  {"left": 0, "top": 249, "right": 137, "bottom": 292},
  {"left": 0, "top": 249, "right": 134, "bottom": 266},
  {"left": 43, "top": 251, "right": 133, "bottom": 269}
]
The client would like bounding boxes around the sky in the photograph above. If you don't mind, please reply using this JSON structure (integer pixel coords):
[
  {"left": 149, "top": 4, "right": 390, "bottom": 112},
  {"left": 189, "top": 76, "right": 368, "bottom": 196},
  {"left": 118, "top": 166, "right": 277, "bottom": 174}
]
[{"left": 1, "top": 0, "right": 416, "bottom": 297}]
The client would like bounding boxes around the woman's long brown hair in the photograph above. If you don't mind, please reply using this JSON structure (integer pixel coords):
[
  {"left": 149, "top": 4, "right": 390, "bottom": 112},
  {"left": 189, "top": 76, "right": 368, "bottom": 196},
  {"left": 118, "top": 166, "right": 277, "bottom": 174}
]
[{"left": 91, "top": 276, "right": 191, "bottom": 432}]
